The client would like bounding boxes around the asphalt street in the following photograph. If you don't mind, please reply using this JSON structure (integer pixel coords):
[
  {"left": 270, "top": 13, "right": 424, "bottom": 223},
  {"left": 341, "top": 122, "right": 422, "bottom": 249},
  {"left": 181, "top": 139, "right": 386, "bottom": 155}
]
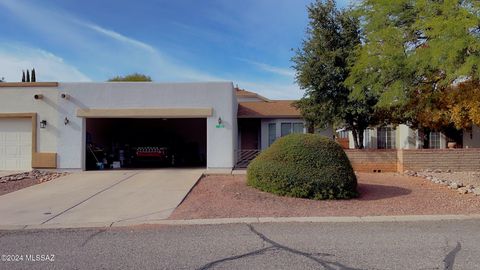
[{"left": 0, "top": 219, "right": 479, "bottom": 269}]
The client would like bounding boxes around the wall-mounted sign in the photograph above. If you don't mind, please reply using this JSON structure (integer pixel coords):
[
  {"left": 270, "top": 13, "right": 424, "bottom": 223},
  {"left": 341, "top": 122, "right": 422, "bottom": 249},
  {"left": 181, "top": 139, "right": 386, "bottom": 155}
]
[{"left": 215, "top": 124, "right": 225, "bottom": 128}]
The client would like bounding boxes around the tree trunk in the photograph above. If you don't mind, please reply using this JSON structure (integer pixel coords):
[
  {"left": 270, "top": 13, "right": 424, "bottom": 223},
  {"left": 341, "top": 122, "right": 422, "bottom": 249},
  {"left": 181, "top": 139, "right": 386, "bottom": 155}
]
[
  {"left": 358, "top": 128, "right": 365, "bottom": 149},
  {"left": 307, "top": 122, "right": 315, "bottom": 134}
]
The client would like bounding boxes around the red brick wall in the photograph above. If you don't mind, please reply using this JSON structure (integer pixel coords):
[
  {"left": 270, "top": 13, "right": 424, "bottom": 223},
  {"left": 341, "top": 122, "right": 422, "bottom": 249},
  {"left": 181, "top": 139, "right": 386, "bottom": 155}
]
[{"left": 345, "top": 149, "right": 398, "bottom": 172}]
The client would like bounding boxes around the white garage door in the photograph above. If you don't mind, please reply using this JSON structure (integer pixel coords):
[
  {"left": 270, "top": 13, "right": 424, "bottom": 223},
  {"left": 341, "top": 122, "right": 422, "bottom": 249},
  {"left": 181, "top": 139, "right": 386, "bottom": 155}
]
[{"left": 0, "top": 119, "right": 32, "bottom": 170}]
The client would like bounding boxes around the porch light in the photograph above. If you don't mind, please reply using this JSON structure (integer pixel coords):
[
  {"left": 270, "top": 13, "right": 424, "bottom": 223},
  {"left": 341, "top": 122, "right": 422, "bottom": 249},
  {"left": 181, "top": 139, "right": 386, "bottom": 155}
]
[
  {"left": 64, "top": 117, "right": 70, "bottom": 125},
  {"left": 40, "top": 120, "right": 47, "bottom": 129},
  {"left": 218, "top": 117, "right": 222, "bottom": 125}
]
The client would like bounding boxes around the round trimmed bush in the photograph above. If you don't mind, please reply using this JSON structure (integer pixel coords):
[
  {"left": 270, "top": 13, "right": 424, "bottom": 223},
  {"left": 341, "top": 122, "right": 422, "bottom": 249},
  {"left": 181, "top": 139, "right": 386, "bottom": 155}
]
[{"left": 247, "top": 133, "right": 358, "bottom": 200}]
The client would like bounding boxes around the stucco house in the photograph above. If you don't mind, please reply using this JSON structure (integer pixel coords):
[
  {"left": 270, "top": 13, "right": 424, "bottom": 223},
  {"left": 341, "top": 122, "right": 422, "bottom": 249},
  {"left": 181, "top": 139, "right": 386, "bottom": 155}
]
[{"left": 0, "top": 81, "right": 321, "bottom": 171}]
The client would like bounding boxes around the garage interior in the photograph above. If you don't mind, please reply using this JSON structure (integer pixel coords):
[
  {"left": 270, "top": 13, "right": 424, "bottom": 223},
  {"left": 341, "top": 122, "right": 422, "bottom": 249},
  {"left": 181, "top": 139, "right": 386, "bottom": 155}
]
[{"left": 85, "top": 118, "right": 206, "bottom": 170}]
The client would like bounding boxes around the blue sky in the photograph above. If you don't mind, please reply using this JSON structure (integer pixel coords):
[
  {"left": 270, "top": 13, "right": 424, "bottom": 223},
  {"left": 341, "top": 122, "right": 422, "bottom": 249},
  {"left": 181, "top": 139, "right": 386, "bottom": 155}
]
[{"left": 0, "top": 0, "right": 350, "bottom": 99}]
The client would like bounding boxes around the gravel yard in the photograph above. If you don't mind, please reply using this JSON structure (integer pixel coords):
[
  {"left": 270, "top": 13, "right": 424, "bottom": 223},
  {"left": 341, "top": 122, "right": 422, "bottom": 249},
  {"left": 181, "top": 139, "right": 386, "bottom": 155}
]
[
  {"left": 404, "top": 170, "right": 480, "bottom": 195},
  {"left": 421, "top": 171, "right": 480, "bottom": 187},
  {"left": 169, "top": 173, "right": 480, "bottom": 220},
  {"left": 0, "top": 170, "right": 69, "bottom": 196}
]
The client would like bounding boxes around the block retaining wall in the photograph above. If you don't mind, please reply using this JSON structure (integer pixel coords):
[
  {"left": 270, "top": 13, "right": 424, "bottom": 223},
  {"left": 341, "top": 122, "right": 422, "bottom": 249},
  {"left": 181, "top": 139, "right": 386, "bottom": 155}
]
[{"left": 345, "top": 149, "right": 480, "bottom": 173}]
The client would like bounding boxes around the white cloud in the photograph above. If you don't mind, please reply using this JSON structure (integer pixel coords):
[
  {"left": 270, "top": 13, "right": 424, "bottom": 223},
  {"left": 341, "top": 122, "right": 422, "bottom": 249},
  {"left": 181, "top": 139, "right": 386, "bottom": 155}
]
[
  {"left": 239, "top": 59, "right": 296, "bottom": 77},
  {"left": 0, "top": 0, "right": 226, "bottom": 83},
  {"left": 0, "top": 44, "right": 91, "bottom": 82},
  {"left": 0, "top": 0, "right": 301, "bottom": 100},
  {"left": 78, "top": 22, "right": 157, "bottom": 53}
]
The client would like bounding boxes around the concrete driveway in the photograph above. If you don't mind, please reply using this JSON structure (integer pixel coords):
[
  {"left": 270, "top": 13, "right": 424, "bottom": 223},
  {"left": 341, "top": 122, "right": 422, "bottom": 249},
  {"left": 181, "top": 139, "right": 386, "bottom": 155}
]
[{"left": 0, "top": 169, "right": 203, "bottom": 228}]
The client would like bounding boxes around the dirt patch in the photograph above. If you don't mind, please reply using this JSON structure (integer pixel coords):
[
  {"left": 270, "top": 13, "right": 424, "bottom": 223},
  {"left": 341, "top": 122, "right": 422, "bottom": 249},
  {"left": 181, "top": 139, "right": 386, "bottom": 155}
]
[
  {"left": 169, "top": 173, "right": 480, "bottom": 219},
  {"left": 0, "top": 170, "right": 69, "bottom": 196},
  {"left": 0, "top": 178, "right": 41, "bottom": 196}
]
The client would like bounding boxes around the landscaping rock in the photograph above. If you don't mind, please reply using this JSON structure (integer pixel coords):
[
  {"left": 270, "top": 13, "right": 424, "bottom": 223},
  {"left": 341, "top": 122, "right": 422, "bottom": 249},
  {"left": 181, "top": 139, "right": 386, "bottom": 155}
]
[
  {"left": 0, "top": 170, "right": 69, "bottom": 184},
  {"left": 450, "top": 183, "right": 459, "bottom": 189},
  {"left": 458, "top": 187, "right": 468, "bottom": 194}
]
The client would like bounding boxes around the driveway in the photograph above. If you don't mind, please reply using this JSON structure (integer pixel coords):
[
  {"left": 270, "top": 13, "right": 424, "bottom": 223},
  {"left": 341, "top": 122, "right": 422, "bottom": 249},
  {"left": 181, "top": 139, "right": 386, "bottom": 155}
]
[{"left": 0, "top": 169, "right": 203, "bottom": 228}]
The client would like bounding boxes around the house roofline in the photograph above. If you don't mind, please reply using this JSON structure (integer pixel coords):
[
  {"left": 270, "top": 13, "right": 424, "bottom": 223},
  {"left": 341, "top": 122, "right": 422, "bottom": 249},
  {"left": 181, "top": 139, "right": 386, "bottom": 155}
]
[{"left": 0, "top": 82, "right": 59, "bottom": 87}]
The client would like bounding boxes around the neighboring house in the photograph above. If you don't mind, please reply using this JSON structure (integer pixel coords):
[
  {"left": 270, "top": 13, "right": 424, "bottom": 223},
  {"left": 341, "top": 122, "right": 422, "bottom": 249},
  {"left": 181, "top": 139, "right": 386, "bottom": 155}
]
[
  {"left": 0, "top": 82, "right": 329, "bottom": 171},
  {"left": 345, "top": 124, "right": 480, "bottom": 149}
]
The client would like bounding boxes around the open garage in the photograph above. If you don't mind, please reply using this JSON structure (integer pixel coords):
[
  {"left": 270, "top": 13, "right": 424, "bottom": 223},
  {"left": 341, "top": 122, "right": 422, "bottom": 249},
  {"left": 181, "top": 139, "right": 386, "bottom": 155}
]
[
  {"left": 0, "top": 82, "right": 236, "bottom": 170},
  {"left": 85, "top": 118, "right": 207, "bottom": 170}
]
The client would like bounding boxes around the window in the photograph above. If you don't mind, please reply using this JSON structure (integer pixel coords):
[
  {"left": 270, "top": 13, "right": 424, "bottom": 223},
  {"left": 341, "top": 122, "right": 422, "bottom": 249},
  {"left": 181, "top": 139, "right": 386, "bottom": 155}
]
[
  {"left": 429, "top": 131, "right": 441, "bottom": 149},
  {"left": 377, "top": 127, "right": 396, "bottom": 149},
  {"left": 281, "top": 122, "right": 304, "bottom": 137},
  {"left": 337, "top": 130, "right": 349, "bottom": 139},
  {"left": 364, "top": 129, "right": 374, "bottom": 149},
  {"left": 281, "top": 123, "right": 292, "bottom": 137},
  {"left": 268, "top": 123, "right": 276, "bottom": 146},
  {"left": 293, "top": 123, "right": 304, "bottom": 133}
]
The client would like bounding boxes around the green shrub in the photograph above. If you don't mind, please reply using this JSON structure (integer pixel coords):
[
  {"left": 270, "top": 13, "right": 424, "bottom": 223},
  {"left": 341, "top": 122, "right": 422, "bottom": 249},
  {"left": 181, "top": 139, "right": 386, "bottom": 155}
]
[{"left": 247, "top": 133, "right": 358, "bottom": 200}]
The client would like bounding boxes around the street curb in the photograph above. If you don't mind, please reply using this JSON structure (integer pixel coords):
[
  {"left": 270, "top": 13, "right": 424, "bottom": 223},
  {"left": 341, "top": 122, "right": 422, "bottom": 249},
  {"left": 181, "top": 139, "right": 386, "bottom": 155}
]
[{"left": 2, "top": 214, "right": 480, "bottom": 230}]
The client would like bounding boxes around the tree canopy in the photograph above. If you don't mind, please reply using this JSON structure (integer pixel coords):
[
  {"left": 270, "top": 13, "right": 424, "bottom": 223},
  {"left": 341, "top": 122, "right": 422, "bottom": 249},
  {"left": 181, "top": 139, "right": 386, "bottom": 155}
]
[
  {"left": 108, "top": 73, "right": 152, "bottom": 82},
  {"left": 292, "top": 0, "right": 376, "bottom": 148},
  {"left": 294, "top": 0, "right": 480, "bottom": 143},
  {"left": 346, "top": 0, "right": 480, "bottom": 130}
]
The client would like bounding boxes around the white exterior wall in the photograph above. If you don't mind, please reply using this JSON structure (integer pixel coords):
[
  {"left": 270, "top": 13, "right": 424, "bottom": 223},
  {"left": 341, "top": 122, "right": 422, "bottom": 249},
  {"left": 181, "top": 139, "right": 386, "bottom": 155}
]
[
  {"left": 0, "top": 82, "right": 237, "bottom": 170},
  {"left": 0, "top": 87, "right": 59, "bottom": 156},
  {"left": 464, "top": 125, "right": 480, "bottom": 148},
  {"left": 231, "top": 89, "right": 239, "bottom": 164},
  {"left": 259, "top": 118, "right": 313, "bottom": 150},
  {"left": 397, "top": 124, "right": 418, "bottom": 149}
]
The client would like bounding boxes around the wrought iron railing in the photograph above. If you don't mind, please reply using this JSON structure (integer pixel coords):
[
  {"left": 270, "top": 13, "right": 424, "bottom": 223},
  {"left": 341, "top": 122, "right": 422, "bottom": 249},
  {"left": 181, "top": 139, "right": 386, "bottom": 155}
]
[{"left": 236, "top": 149, "right": 261, "bottom": 168}]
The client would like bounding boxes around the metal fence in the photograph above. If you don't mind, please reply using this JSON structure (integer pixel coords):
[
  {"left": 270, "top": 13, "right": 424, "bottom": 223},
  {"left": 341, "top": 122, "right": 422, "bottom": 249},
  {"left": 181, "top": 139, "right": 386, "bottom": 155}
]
[{"left": 236, "top": 149, "right": 261, "bottom": 168}]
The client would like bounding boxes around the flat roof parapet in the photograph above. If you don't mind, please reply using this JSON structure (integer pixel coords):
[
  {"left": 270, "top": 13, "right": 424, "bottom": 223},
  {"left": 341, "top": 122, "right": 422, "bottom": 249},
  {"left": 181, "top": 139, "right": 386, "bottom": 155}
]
[{"left": 0, "top": 82, "right": 59, "bottom": 88}]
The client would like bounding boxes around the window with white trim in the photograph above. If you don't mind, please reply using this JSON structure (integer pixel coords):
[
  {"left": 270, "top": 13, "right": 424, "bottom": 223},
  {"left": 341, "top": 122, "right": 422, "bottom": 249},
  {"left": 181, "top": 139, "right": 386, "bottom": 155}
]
[
  {"left": 377, "top": 127, "right": 396, "bottom": 149},
  {"left": 364, "top": 128, "right": 374, "bottom": 149},
  {"left": 268, "top": 123, "right": 276, "bottom": 146},
  {"left": 337, "top": 130, "right": 348, "bottom": 139},
  {"left": 429, "top": 131, "right": 441, "bottom": 149},
  {"left": 281, "top": 122, "right": 304, "bottom": 137}
]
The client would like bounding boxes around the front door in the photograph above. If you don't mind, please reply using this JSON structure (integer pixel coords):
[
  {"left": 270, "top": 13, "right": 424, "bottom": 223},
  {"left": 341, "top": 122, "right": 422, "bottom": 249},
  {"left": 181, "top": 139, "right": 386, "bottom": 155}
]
[{"left": 239, "top": 119, "right": 260, "bottom": 149}]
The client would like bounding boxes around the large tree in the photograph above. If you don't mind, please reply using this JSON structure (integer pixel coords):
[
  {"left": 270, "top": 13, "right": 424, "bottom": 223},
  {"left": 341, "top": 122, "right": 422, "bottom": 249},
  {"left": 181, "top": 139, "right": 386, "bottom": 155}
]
[
  {"left": 346, "top": 0, "right": 480, "bottom": 131},
  {"left": 292, "top": 0, "right": 376, "bottom": 148},
  {"left": 108, "top": 73, "right": 152, "bottom": 82}
]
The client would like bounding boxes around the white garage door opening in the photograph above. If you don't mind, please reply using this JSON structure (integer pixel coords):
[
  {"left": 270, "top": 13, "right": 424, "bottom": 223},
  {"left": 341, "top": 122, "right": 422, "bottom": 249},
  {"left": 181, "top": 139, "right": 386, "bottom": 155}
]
[{"left": 0, "top": 119, "right": 32, "bottom": 170}]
